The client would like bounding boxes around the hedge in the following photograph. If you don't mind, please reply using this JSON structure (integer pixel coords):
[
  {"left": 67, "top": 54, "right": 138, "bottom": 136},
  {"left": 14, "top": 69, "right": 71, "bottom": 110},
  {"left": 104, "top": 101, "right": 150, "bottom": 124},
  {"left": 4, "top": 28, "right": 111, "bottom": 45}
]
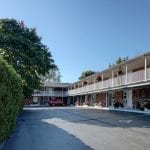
[{"left": 0, "top": 56, "right": 24, "bottom": 144}]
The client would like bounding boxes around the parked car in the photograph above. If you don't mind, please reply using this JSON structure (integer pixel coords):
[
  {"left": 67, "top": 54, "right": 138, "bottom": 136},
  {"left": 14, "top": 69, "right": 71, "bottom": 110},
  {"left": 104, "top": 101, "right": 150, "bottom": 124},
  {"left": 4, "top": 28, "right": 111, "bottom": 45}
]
[{"left": 48, "top": 99, "right": 65, "bottom": 106}]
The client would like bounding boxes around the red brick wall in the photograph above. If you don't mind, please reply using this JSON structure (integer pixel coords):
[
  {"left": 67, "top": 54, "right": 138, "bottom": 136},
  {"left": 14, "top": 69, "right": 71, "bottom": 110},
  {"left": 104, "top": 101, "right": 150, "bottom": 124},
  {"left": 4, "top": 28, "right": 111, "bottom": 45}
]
[
  {"left": 115, "top": 91, "right": 123, "bottom": 103},
  {"left": 24, "top": 97, "right": 33, "bottom": 105},
  {"left": 133, "top": 88, "right": 150, "bottom": 108},
  {"left": 96, "top": 93, "right": 106, "bottom": 107}
]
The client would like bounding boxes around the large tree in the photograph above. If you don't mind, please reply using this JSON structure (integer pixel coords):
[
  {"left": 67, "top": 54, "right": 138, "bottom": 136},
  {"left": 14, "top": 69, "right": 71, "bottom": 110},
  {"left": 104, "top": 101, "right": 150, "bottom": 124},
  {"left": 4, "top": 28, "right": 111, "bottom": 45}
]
[
  {"left": 0, "top": 19, "right": 57, "bottom": 97},
  {"left": 79, "top": 70, "right": 96, "bottom": 80},
  {"left": 41, "top": 68, "right": 61, "bottom": 83}
]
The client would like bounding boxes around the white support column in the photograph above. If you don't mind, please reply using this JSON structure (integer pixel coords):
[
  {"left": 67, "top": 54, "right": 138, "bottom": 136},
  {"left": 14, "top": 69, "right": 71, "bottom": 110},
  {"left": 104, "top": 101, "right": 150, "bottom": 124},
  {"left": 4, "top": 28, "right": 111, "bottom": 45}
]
[
  {"left": 74, "top": 85, "right": 76, "bottom": 94},
  {"left": 112, "top": 71, "right": 114, "bottom": 87},
  {"left": 71, "top": 86, "right": 73, "bottom": 94},
  {"left": 128, "top": 88, "right": 133, "bottom": 109},
  {"left": 78, "top": 82, "right": 79, "bottom": 94},
  {"left": 102, "top": 73, "right": 104, "bottom": 89},
  {"left": 145, "top": 57, "right": 147, "bottom": 81},
  {"left": 90, "top": 95, "right": 92, "bottom": 106},
  {"left": 125, "top": 65, "right": 128, "bottom": 84}
]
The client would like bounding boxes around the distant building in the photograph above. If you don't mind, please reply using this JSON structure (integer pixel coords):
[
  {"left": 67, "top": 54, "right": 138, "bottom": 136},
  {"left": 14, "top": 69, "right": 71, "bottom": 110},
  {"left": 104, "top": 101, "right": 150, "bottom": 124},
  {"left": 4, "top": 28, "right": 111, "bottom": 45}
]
[{"left": 25, "top": 82, "right": 70, "bottom": 106}]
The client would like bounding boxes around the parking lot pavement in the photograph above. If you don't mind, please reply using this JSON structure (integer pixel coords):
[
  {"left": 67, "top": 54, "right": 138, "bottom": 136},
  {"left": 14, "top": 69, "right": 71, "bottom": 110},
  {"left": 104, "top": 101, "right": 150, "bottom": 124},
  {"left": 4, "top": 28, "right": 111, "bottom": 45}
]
[{"left": 2, "top": 107, "right": 150, "bottom": 150}]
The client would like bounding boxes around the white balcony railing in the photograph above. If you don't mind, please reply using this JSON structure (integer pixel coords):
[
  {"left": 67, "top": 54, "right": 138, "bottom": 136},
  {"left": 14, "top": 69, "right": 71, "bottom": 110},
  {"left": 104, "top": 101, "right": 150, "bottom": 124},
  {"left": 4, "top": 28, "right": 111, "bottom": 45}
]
[
  {"left": 68, "top": 68, "right": 150, "bottom": 95},
  {"left": 147, "top": 68, "right": 150, "bottom": 80},
  {"left": 33, "top": 91, "right": 68, "bottom": 97},
  {"left": 128, "top": 69, "right": 145, "bottom": 84},
  {"left": 103, "top": 78, "right": 112, "bottom": 88},
  {"left": 113, "top": 74, "right": 126, "bottom": 86}
]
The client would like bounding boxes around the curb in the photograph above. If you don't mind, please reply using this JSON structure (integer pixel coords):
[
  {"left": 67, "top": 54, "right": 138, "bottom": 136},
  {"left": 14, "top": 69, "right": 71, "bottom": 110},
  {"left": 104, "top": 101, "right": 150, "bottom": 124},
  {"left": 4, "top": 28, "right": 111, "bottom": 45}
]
[
  {"left": 109, "top": 108, "right": 150, "bottom": 114},
  {"left": 76, "top": 106, "right": 150, "bottom": 114}
]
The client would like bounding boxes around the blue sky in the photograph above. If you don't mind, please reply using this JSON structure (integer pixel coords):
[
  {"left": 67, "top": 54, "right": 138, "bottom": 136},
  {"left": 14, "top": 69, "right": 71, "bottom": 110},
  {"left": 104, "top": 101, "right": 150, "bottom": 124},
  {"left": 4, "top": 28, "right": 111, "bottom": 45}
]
[{"left": 0, "top": 0, "right": 150, "bottom": 83}]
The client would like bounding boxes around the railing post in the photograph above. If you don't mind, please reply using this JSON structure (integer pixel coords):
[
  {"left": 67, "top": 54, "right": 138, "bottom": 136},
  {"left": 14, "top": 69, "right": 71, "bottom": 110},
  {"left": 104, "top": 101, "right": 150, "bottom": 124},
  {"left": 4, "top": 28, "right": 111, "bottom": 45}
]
[
  {"left": 94, "top": 74, "right": 96, "bottom": 90},
  {"left": 82, "top": 82, "right": 83, "bottom": 93},
  {"left": 102, "top": 73, "right": 104, "bottom": 89},
  {"left": 74, "top": 85, "right": 76, "bottom": 94},
  {"left": 125, "top": 65, "right": 128, "bottom": 84},
  {"left": 72, "top": 86, "right": 73, "bottom": 95},
  {"left": 68, "top": 87, "right": 69, "bottom": 92},
  {"left": 145, "top": 57, "right": 147, "bottom": 81},
  {"left": 112, "top": 71, "right": 114, "bottom": 87},
  {"left": 78, "top": 82, "right": 79, "bottom": 94}
]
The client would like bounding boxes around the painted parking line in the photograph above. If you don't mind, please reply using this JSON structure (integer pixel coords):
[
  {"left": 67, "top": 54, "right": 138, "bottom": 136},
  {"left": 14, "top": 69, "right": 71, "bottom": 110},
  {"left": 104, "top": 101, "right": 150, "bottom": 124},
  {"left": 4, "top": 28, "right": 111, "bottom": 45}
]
[
  {"left": 141, "top": 126, "right": 150, "bottom": 128},
  {"left": 118, "top": 120, "right": 133, "bottom": 123}
]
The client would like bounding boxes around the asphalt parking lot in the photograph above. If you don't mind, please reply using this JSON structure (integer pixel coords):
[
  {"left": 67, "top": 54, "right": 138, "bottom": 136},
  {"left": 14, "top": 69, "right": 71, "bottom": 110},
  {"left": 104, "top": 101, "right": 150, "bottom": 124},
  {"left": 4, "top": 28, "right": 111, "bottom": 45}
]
[{"left": 2, "top": 107, "right": 150, "bottom": 150}]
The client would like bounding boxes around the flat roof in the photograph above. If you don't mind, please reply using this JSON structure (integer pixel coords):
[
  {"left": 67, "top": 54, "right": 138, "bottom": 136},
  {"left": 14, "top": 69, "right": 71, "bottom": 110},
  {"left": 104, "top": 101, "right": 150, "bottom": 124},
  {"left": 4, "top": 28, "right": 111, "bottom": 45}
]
[{"left": 41, "top": 81, "right": 71, "bottom": 88}]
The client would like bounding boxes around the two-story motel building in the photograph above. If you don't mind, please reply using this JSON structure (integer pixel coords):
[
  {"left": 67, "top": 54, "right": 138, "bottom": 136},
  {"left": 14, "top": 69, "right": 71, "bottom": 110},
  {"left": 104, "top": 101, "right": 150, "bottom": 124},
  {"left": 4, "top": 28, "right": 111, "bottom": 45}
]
[
  {"left": 31, "top": 52, "right": 150, "bottom": 110},
  {"left": 68, "top": 52, "right": 150, "bottom": 110}
]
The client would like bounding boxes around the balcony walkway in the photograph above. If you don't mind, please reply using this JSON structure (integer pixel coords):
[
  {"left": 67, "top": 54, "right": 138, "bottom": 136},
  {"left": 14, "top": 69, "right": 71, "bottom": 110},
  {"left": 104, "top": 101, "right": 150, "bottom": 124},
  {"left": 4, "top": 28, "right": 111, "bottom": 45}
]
[{"left": 69, "top": 68, "right": 150, "bottom": 96}]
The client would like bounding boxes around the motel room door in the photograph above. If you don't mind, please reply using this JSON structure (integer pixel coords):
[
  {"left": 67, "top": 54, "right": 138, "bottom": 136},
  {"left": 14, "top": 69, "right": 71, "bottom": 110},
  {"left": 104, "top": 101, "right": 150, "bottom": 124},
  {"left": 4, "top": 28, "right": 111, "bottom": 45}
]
[{"left": 108, "top": 93, "right": 113, "bottom": 107}]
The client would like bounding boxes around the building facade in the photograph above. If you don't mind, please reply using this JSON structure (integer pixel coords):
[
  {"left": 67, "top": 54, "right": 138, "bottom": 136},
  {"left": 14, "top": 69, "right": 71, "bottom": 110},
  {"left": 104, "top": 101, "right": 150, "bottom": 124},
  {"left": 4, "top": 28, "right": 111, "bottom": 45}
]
[
  {"left": 30, "top": 82, "right": 70, "bottom": 106},
  {"left": 26, "top": 52, "right": 150, "bottom": 110},
  {"left": 68, "top": 52, "right": 150, "bottom": 110}
]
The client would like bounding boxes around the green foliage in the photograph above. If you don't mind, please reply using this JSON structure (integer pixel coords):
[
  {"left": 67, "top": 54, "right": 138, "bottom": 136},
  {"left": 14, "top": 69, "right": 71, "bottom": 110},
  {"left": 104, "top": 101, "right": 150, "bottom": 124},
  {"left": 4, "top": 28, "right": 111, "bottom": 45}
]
[
  {"left": 0, "top": 19, "right": 57, "bottom": 97},
  {"left": 41, "top": 68, "right": 61, "bottom": 83},
  {"left": 109, "top": 56, "right": 128, "bottom": 68},
  {"left": 115, "top": 56, "right": 128, "bottom": 64},
  {"left": 79, "top": 70, "right": 96, "bottom": 80},
  {"left": 0, "top": 56, "right": 24, "bottom": 144}
]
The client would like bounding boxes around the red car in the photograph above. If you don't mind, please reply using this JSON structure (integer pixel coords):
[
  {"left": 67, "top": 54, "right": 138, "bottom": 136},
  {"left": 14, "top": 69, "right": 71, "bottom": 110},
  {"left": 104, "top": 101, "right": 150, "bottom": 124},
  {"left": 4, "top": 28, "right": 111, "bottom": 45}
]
[{"left": 48, "top": 99, "right": 65, "bottom": 106}]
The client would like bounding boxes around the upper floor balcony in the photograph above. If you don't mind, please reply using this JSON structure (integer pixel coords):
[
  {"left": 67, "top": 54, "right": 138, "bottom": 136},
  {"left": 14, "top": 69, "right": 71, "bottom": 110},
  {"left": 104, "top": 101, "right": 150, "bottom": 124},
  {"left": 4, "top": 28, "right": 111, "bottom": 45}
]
[
  {"left": 33, "top": 91, "right": 69, "bottom": 97},
  {"left": 68, "top": 53, "right": 150, "bottom": 96}
]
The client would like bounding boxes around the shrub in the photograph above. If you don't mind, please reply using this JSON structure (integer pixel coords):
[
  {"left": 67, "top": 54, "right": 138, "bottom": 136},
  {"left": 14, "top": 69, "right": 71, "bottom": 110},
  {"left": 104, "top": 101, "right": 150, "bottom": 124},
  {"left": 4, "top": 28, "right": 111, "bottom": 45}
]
[{"left": 0, "top": 56, "right": 24, "bottom": 144}]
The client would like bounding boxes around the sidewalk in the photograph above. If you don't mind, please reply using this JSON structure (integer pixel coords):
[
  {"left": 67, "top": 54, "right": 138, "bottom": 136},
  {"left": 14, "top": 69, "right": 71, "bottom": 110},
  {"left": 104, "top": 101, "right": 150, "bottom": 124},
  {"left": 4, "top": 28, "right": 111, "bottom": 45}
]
[{"left": 76, "top": 105, "right": 150, "bottom": 114}]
